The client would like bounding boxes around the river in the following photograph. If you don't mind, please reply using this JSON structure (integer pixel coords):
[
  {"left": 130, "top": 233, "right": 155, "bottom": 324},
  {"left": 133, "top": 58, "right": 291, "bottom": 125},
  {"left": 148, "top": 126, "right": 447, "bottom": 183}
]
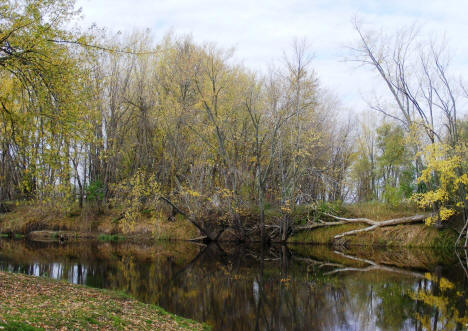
[{"left": 0, "top": 239, "right": 467, "bottom": 330}]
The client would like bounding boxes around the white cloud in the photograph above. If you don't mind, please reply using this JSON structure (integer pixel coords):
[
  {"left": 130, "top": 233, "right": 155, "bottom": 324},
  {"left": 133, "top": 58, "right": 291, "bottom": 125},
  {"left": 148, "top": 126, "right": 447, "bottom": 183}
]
[{"left": 76, "top": 0, "right": 468, "bottom": 113}]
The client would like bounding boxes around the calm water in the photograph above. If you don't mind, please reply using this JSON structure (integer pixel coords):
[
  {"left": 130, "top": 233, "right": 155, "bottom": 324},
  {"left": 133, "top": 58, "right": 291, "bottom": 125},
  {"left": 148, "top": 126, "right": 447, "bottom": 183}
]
[{"left": 0, "top": 239, "right": 467, "bottom": 331}]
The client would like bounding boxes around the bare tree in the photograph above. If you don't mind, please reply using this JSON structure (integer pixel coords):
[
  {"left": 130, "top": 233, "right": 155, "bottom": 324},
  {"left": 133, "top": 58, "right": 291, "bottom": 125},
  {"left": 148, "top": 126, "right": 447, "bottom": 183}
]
[{"left": 350, "top": 19, "right": 461, "bottom": 145}]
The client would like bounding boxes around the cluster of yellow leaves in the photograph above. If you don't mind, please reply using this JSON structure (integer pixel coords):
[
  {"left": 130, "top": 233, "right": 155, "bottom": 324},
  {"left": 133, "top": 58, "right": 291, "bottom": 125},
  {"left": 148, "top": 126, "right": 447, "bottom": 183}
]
[
  {"left": 280, "top": 205, "right": 292, "bottom": 213},
  {"left": 111, "top": 170, "right": 161, "bottom": 232},
  {"left": 280, "top": 200, "right": 292, "bottom": 214},
  {"left": 184, "top": 189, "right": 201, "bottom": 198},
  {"left": 411, "top": 143, "right": 468, "bottom": 224}
]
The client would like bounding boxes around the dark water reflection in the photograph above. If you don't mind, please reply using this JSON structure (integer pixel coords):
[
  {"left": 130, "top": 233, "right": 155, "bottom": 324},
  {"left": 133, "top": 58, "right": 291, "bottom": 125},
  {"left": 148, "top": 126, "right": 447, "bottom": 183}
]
[{"left": 0, "top": 239, "right": 467, "bottom": 331}]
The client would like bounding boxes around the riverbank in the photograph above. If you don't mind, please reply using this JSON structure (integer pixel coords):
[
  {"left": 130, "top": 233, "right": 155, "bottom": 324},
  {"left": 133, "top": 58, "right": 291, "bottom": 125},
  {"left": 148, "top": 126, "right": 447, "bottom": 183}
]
[
  {"left": 288, "top": 223, "right": 457, "bottom": 249},
  {"left": 0, "top": 202, "right": 199, "bottom": 241},
  {"left": 0, "top": 201, "right": 460, "bottom": 247},
  {"left": 0, "top": 270, "right": 207, "bottom": 330}
]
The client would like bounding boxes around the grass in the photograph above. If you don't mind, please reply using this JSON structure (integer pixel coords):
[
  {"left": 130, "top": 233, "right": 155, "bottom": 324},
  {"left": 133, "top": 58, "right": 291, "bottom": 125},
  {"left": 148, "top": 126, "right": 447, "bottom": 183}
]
[
  {"left": 342, "top": 201, "right": 420, "bottom": 221},
  {"left": 0, "top": 201, "right": 200, "bottom": 241},
  {"left": 288, "top": 201, "right": 460, "bottom": 248},
  {"left": 289, "top": 222, "right": 458, "bottom": 248},
  {"left": 289, "top": 224, "right": 363, "bottom": 244},
  {"left": 0, "top": 270, "right": 209, "bottom": 330},
  {"left": 0, "top": 199, "right": 457, "bottom": 248},
  {"left": 0, "top": 234, "right": 8, "bottom": 238},
  {"left": 152, "top": 216, "right": 199, "bottom": 240}
]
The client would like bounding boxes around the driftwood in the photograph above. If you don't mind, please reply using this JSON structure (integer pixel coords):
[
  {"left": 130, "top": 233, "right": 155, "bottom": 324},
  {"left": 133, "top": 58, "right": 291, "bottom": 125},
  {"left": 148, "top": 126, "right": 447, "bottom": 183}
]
[
  {"left": 323, "top": 213, "right": 427, "bottom": 239},
  {"left": 293, "top": 220, "right": 347, "bottom": 231},
  {"left": 288, "top": 213, "right": 427, "bottom": 242}
]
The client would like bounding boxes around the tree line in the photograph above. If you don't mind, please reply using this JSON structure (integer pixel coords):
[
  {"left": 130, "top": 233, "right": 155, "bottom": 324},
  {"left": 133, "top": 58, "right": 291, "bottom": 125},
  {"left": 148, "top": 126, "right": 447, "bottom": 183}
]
[{"left": 1, "top": 1, "right": 467, "bottom": 244}]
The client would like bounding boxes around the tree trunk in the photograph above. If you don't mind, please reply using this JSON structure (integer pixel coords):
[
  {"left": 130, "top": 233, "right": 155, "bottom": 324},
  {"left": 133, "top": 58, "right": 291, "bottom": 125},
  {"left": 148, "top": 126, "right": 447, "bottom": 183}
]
[{"left": 259, "top": 183, "right": 266, "bottom": 243}]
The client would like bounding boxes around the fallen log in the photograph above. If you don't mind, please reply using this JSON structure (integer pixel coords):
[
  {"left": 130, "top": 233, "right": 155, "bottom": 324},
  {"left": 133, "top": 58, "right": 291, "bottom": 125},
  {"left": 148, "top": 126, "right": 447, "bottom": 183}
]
[
  {"left": 322, "top": 213, "right": 428, "bottom": 239},
  {"left": 293, "top": 220, "right": 347, "bottom": 231}
]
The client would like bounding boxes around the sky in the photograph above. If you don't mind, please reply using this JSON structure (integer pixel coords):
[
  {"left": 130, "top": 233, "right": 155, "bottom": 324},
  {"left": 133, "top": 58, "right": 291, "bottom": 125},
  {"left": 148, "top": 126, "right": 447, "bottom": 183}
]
[{"left": 75, "top": 0, "right": 468, "bottom": 114}]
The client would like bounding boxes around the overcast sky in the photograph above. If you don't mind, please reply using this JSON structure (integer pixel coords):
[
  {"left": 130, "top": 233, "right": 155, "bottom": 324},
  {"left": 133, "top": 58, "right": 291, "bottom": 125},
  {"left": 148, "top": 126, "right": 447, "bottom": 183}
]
[{"left": 76, "top": 0, "right": 468, "bottom": 114}]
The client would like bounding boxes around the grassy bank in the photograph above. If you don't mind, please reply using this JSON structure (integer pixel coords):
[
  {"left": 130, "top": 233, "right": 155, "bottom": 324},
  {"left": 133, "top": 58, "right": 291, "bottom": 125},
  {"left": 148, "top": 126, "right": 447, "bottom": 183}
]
[
  {"left": 0, "top": 202, "right": 199, "bottom": 241},
  {"left": 0, "top": 201, "right": 459, "bottom": 248},
  {"left": 288, "top": 201, "right": 458, "bottom": 248},
  {"left": 0, "top": 271, "right": 207, "bottom": 330},
  {"left": 289, "top": 223, "right": 457, "bottom": 249}
]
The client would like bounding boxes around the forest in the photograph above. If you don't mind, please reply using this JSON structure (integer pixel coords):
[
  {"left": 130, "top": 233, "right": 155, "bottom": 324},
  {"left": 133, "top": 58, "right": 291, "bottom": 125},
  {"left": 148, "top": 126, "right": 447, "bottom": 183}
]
[{"left": 1, "top": 0, "right": 468, "bottom": 246}]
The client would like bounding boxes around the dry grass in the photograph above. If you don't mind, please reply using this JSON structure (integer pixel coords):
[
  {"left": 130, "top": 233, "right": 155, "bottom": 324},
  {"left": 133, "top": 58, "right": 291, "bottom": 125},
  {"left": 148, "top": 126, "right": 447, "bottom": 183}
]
[
  {"left": 289, "top": 224, "right": 364, "bottom": 244},
  {"left": 0, "top": 202, "right": 80, "bottom": 233},
  {"left": 0, "top": 202, "right": 200, "bottom": 241},
  {"left": 151, "top": 216, "right": 200, "bottom": 240},
  {"left": 346, "top": 224, "right": 456, "bottom": 248},
  {"left": 343, "top": 201, "right": 421, "bottom": 221},
  {"left": 289, "top": 223, "right": 456, "bottom": 248}
]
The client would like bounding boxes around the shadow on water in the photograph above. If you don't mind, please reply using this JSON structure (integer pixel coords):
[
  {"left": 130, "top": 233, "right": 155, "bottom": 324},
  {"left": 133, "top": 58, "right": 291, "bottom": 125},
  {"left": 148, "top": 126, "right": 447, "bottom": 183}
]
[{"left": 0, "top": 238, "right": 467, "bottom": 331}]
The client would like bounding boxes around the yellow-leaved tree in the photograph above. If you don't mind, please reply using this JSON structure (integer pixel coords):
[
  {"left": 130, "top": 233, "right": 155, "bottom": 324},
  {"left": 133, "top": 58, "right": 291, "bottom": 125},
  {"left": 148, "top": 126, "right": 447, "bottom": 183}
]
[
  {"left": 111, "top": 169, "right": 161, "bottom": 233},
  {"left": 1, "top": 0, "right": 91, "bottom": 212},
  {"left": 411, "top": 143, "right": 468, "bottom": 245}
]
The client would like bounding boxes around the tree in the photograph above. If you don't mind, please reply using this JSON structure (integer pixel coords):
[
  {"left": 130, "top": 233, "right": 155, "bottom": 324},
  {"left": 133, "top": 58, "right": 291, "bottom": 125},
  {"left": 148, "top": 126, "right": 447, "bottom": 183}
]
[
  {"left": 411, "top": 143, "right": 468, "bottom": 245},
  {"left": 351, "top": 116, "right": 377, "bottom": 202},
  {"left": 350, "top": 20, "right": 460, "bottom": 146},
  {"left": 376, "top": 123, "right": 412, "bottom": 205},
  {"left": 0, "top": 0, "right": 89, "bottom": 208}
]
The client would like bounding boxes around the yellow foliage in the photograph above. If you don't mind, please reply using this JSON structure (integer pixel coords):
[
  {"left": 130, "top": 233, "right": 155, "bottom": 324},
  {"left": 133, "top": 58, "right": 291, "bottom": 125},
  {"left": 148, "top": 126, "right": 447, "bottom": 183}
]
[
  {"left": 111, "top": 170, "right": 161, "bottom": 233},
  {"left": 412, "top": 143, "right": 468, "bottom": 224}
]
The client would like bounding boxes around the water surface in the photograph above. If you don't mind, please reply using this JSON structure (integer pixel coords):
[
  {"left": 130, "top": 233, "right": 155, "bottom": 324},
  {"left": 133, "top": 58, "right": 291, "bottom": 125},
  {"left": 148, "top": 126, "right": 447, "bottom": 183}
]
[{"left": 0, "top": 239, "right": 467, "bottom": 330}]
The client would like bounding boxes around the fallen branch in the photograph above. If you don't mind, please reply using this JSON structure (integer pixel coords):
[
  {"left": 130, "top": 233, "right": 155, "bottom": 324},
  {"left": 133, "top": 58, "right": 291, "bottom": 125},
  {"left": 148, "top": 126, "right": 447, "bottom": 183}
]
[
  {"left": 294, "top": 220, "right": 346, "bottom": 232},
  {"left": 324, "top": 213, "right": 375, "bottom": 225},
  {"left": 322, "top": 213, "right": 428, "bottom": 239}
]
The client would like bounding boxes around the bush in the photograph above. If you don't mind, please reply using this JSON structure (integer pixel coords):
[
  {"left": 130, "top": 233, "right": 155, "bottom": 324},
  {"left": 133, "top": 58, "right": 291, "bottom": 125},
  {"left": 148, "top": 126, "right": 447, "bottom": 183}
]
[{"left": 110, "top": 170, "right": 161, "bottom": 232}]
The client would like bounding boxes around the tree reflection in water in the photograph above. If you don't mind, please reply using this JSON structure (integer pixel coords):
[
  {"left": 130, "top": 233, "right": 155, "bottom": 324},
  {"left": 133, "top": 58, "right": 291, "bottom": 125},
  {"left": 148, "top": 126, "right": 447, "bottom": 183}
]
[{"left": 0, "top": 239, "right": 467, "bottom": 330}]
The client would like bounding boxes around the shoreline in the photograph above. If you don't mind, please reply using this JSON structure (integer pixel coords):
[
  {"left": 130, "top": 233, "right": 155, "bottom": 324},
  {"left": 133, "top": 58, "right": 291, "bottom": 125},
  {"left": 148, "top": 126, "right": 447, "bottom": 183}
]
[
  {"left": 0, "top": 224, "right": 458, "bottom": 249},
  {"left": 0, "top": 202, "right": 459, "bottom": 248},
  {"left": 0, "top": 270, "right": 208, "bottom": 330}
]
